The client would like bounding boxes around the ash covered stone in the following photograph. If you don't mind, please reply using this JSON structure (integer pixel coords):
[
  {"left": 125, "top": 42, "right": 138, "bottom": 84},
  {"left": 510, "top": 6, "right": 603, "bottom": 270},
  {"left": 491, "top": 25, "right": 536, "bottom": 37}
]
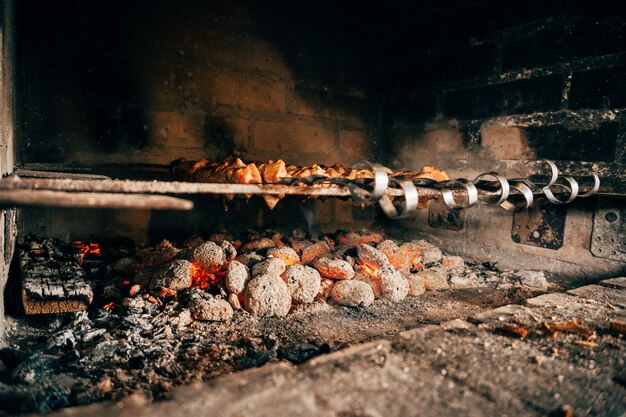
[
  {"left": 228, "top": 293, "right": 242, "bottom": 310},
  {"left": 189, "top": 241, "right": 226, "bottom": 271},
  {"left": 317, "top": 277, "right": 335, "bottom": 301},
  {"left": 244, "top": 274, "right": 291, "bottom": 317},
  {"left": 219, "top": 241, "right": 238, "bottom": 261},
  {"left": 283, "top": 264, "right": 321, "bottom": 304},
  {"left": 377, "top": 240, "right": 410, "bottom": 272},
  {"left": 330, "top": 280, "right": 375, "bottom": 307},
  {"left": 410, "top": 240, "right": 443, "bottom": 265},
  {"left": 237, "top": 251, "right": 264, "bottom": 267},
  {"left": 353, "top": 272, "right": 382, "bottom": 297},
  {"left": 225, "top": 261, "right": 249, "bottom": 294},
  {"left": 405, "top": 273, "right": 426, "bottom": 296},
  {"left": 266, "top": 246, "right": 300, "bottom": 265},
  {"left": 356, "top": 244, "right": 390, "bottom": 269},
  {"left": 300, "top": 241, "right": 331, "bottom": 264},
  {"left": 252, "top": 257, "right": 286, "bottom": 277},
  {"left": 312, "top": 257, "right": 355, "bottom": 280},
  {"left": 441, "top": 256, "right": 465, "bottom": 272},
  {"left": 378, "top": 265, "right": 409, "bottom": 301},
  {"left": 241, "top": 238, "right": 276, "bottom": 253},
  {"left": 416, "top": 267, "right": 449, "bottom": 290},
  {"left": 137, "top": 240, "right": 180, "bottom": 267},
  {"left": 150, "top": 260, "right": 193, "bottom": 291},
  {"left": 188, "top": 291, "right": 233, "bottom": 322}
]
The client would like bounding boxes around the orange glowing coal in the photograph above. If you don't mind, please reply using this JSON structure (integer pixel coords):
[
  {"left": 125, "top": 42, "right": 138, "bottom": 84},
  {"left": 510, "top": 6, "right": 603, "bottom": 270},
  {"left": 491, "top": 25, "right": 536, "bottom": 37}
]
[
  {"left": 358, "top": 261, "right": 381, "bottom": 279},
  {"left": 102, "top": 301, "right": 116, "bottom": 310},
  {"left": 190, "top": 262, "right": 224, "bottom": 289},
  {"left": 74, "top": 241, "right": 102, "bottom": 256}
]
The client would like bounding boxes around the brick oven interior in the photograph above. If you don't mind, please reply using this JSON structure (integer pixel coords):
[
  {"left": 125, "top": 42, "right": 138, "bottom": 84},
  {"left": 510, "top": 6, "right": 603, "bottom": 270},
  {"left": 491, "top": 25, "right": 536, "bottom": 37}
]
[{"left": 1, "top": 0, "right": 625, "bottom": 415}]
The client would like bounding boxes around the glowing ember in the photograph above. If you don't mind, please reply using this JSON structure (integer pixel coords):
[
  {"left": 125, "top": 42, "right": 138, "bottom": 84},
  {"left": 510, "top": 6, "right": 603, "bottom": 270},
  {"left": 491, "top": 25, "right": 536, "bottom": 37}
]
[
  {"left": 190, "top": 262, "right": 224, "bottom": 289},
  {"left": 74, "top": 241, "right": 102, "bottom": 256},
  {"left": 358, "top": 261, "right": 380, "bottom": 279},
  {"left": 102, "top": 301, "right": 115, "bottom": 310},
  {"left": 158, "top": 287, "right": 177, "bottom": 298}
]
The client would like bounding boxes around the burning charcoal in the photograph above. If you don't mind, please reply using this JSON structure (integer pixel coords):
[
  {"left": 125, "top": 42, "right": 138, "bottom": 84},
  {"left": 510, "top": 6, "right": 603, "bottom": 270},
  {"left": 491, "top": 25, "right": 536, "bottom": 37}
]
[
  {"left": 188, "top": 291, "right": 233, "bottom": 322},
  {"left": 150, "top": 260, "right": 193, "bottom": 291},
  {"left": 415, "top": 267, "right": 449, "bottom": 290},
  {"left": 251, "top": 258, "right": 286, "bottom": 277},
  {"left": 377, "top": 240, "right": 410, "bottom": 272},
  {"left": 137, "top": 240, "right": 180, "bottom": 267},
  {"left": 398, "top": 242, "right": 423, "bottom": 270},
  {"left": 410, "top": 240, "right": 443, "bottom": 265},
  {"left": 111, "top": 257, "right": 140, "bottom": 276},
  {"left": 182, "top": 236, "right": 205, "bottom": 248},
  {"left": 330, "top": 280, "right": 375, "bottom": 307},
  {"left": 237, "top": 251, "right": 264, "bottom": 267},
  {"left": 283, "top": 264, "right": 321, "bottom": 304},
  {"left": 300, "top": 241, "right": 331, "bottom": 264},
  {"left": 356, "top": 244, "right": 390, "bottom": 269},
  {"left": 510, "top": 270, "right": 548, "bottom": 289},
  {"left": 122, "top": 297, "right": 146, "bottom": 310},
  {"left": 189, "top": 241, "right": 226, "bottom": 271},
  {"left": 312, "top": 257, "right": 355, "bottom": 280},
  {"left": 290, "top": 239, "right": 313, "bottom": 254},
  {"left": 267, "top": 246, "right": 300, "bottom": 266},
  {"left": 244, "top": 274, "right": 291, "bottom": 317},
  {"left": 317, "top": 278, "right": 335, "bottom": 301},
  {"left": 336, "top": 231, "right": 382, "bottom": 247},
  {"left": 241, "top": 238, "right": 276, "bottom": 253},
  {"left": 225, "top": 260, "right": 249, "bottom": 294},
  {"left": 228, "top": 293, "right": 242, "bottom": 310},
  {"left": 219, "top": 241, "right": 238, "bottom": 261},
  {"left": 441, "top": 256, "right": 465, "bottom": 272},
  {"left": 354, "top": 272, "right": 382, "bottom": 297},
  {"left": 378, "top": 265, "right": 409, "bottom": 301},
  {"left": 405, "top": 273, "right": 426, "bottom": 296}
]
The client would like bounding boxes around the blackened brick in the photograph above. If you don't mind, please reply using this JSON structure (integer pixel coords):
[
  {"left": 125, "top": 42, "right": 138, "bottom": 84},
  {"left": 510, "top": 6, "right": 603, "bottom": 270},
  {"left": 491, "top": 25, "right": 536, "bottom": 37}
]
[
  {"left": 384, "top": 95, "right": 437, "bottom": 126},
  {"left": 524, "top": 122, "right": 618, "bottom": 162},
  {"left": 570, "top": 65, "right": 626, "bottom": 109},
  {"left": 445, "top": 75, "right": 563, "bottom": 120},
  {"left": 391, "top": 44, "right": 495, "bottom": 93},
  {"left": 503, "top": 16, "right": 626, "bottom": 71}
]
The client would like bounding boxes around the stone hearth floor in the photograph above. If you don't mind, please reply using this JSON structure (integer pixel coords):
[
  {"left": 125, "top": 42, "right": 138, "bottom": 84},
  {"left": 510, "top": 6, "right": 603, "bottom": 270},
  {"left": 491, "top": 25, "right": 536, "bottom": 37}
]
[{"left": 44, "top": 278, "right": 626, "bottom": 417}]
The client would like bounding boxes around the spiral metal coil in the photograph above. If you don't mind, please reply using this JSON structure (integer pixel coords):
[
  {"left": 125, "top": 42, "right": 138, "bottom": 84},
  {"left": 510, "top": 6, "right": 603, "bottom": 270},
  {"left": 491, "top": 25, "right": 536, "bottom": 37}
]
[{"left": 278, "top": 160, "right": 601, "bottom": 219}]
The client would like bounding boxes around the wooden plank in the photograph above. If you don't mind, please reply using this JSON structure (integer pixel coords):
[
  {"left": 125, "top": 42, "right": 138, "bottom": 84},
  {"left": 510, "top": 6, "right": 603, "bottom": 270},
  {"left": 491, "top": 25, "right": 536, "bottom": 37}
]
[
  {"left": 0, "top": 189, "right": 194, "bottom": 210},
  {"left": 22, "top": 275, "right": 93, "bottom": 314},
  {"left": 14, "top": 168, "right": 111, "bottom": 180}
]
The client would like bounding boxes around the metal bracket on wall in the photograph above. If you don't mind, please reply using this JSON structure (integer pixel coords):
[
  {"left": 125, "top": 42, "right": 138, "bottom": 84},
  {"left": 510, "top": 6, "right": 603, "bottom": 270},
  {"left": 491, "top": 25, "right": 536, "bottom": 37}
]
[
  {"left": 511, "top": 197, "right": 566, "bottom": 250},
  {"left": 591, "top": 198, "right": 626, "bottom": 262},
  {"left": 428, "top": 199, "right": 465, "bottom": 231}
]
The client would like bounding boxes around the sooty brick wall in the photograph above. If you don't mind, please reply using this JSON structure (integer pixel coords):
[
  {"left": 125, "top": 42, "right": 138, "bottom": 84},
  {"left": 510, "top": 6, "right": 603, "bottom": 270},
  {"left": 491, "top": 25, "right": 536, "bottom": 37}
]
[
  {"left": 381, "top": 0, "right": 626, "bottom": 175},
  {"left": 15, "top": 0, "right": 382, "bottom": 168}
]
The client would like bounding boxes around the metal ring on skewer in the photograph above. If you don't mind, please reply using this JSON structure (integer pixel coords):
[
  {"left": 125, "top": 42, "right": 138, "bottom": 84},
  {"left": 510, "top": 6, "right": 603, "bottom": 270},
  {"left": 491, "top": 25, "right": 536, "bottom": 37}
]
[
  {"left": 439, "top": 179, "right": 478, "bottom": 210},
  {"left": 349, "top": 160, "right": 389, "bottom": 203},
  {"left": 524, "top": 159, "right": 559, "bottom": 188},
  {"left": 569, "top": 169, "right": 600, "bottom": 198},
  {"left": 500, "top": 181, "right": 534, "bottom": 212},
  {"left": 542, "top": 175, "right": 579, "bottom": 204},
  {"left": 378, "top": 177, "right": 419, "bottom": 219},
  {"left": 473, "top": 171, "right": 510, "bottom": 205}
]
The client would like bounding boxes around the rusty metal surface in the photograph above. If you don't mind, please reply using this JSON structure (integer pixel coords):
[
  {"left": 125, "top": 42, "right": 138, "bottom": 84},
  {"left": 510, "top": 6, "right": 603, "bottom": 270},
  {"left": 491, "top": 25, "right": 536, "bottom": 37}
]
[
  {"left": 428, "top": 200, "right": 465, "bottom": 231},
  {"left": 591, "top": 198, "right": 626, "bottom": 262},
  {"left": 511, "top": 197, "right": 566, "bottom": 250}
]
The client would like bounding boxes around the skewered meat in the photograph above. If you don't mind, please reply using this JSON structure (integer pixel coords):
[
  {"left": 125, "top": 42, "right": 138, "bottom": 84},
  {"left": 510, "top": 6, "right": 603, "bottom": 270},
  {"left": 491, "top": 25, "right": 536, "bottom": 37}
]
[{"left": 170, "top": 157, "right": 449, "bottom": 209}]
